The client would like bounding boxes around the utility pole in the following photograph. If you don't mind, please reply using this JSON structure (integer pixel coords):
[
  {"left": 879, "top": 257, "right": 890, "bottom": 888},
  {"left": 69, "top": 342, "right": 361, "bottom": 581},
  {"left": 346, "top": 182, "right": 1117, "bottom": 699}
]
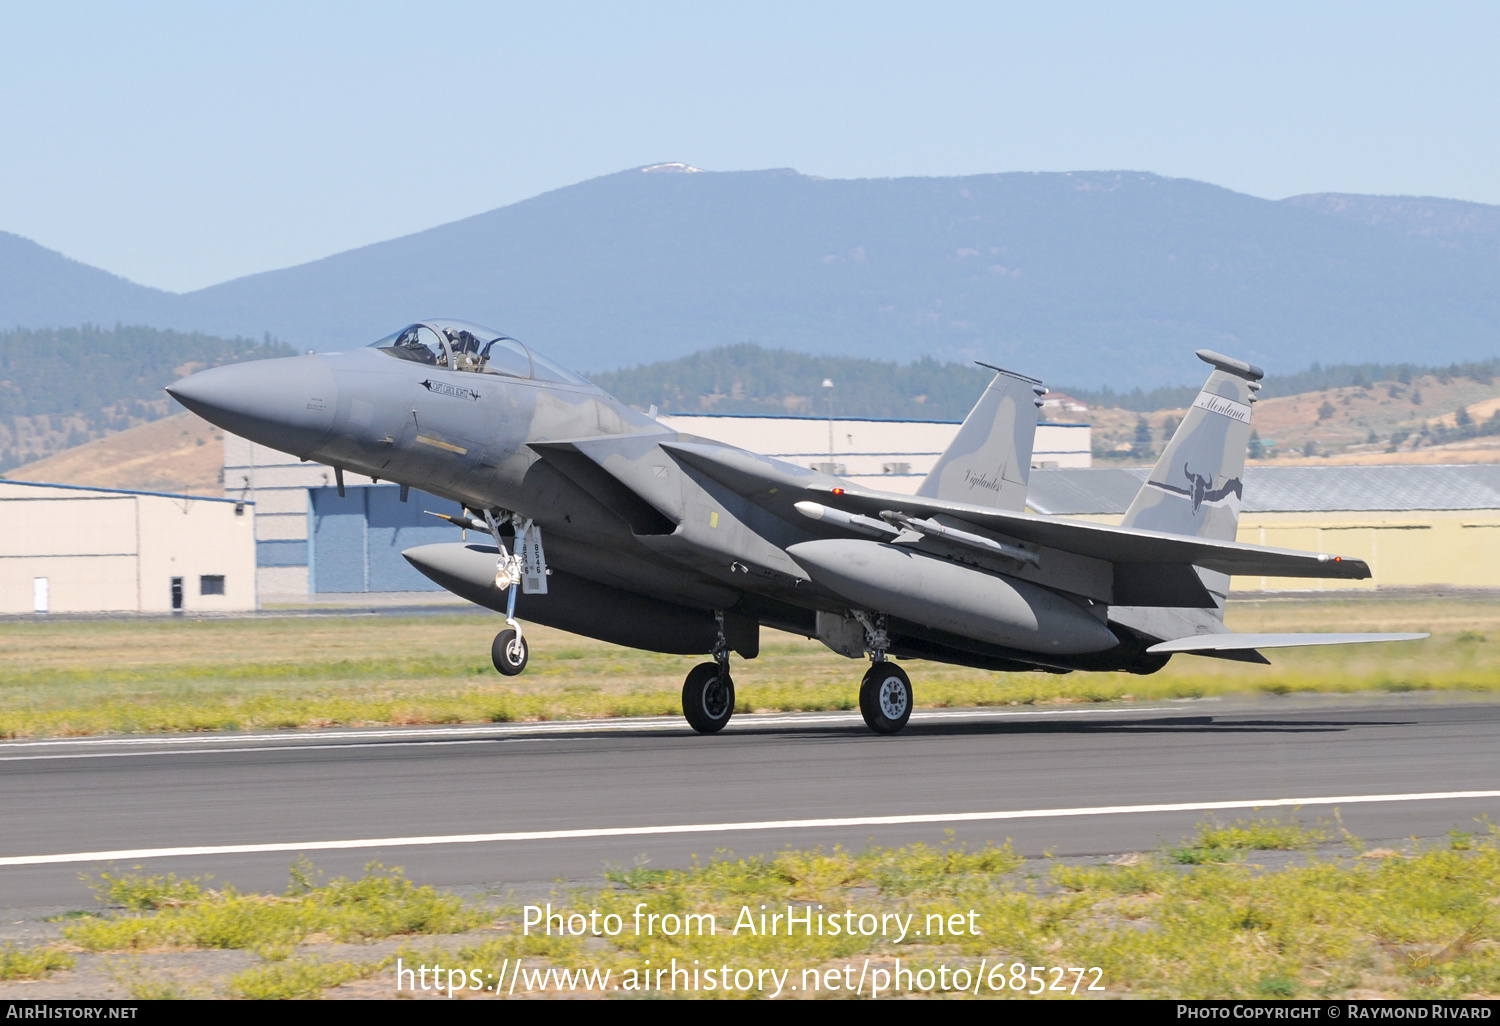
[{"left": 822, "top": 378, "right": 835, "bottom": 467}]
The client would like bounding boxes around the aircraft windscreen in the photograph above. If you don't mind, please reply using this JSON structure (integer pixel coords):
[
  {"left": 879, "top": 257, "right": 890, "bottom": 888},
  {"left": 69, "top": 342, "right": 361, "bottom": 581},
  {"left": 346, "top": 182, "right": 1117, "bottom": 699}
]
[
  {"left": 369, "top": 320, "right": 590, "bottom": 384},
  {"left": 370, "top": 324, "right": 447, "bottom": 365}
]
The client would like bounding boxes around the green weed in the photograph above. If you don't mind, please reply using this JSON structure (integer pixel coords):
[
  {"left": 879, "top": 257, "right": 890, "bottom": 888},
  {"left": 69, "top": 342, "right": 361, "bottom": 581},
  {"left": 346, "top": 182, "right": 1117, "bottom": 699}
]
[
  {"left": 64, "top": 862, "right": 486, "bottom": 952},
  {"left": 227, "top": 957, "right": 379, "bottom": 999},
  {"left": 1197, "top": 816, "right": 1326, "bottom": 849},
  {"left": 87, "top": 869, "right": 206, "bottom": 910},
  {"left": 1168, "top": 815, "right": 1328, "bottom": 864},
  {"left": 0, "top": 944, "right": 74, "bottom": 980}
]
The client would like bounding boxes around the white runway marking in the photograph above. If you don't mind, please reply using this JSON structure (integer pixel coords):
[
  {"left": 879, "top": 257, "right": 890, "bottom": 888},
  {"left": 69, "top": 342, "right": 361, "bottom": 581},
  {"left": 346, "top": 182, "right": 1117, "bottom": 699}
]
[{"left": 3, "top": 790, "right": 1496, "bottom": 867}]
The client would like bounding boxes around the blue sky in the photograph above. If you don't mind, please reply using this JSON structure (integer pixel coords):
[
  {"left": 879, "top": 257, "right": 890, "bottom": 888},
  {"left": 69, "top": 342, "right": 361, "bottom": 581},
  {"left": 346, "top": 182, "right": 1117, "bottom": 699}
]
[{"left": 3, "top": 1, "right": 1497, "bottom": 292}]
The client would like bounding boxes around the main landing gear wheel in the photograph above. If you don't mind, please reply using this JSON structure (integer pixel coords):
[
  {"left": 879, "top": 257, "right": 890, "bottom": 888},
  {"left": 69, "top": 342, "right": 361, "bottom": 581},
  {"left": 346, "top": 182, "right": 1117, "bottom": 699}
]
[
  {"left": 491, "top": 628, "right": 529, "bottom": 676},
  {"left": 682, "top": 661, "right": 735, "bottom": 734},
  {"left": 860, "top": 662, "right": 912, "bottom": 735}
]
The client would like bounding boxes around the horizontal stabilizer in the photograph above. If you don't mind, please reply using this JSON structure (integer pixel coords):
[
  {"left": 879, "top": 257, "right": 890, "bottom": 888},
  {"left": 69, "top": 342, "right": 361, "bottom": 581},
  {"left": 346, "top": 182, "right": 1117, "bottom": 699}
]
[{"left": 1147, "top": 632, "right": 1428, "bottom": 654}]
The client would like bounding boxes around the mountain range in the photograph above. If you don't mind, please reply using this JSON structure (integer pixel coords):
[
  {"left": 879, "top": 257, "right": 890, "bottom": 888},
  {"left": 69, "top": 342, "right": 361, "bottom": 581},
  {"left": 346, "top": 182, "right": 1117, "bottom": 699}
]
[{"left": 3, "top": 165, "right": 1498, "bottom": 389}]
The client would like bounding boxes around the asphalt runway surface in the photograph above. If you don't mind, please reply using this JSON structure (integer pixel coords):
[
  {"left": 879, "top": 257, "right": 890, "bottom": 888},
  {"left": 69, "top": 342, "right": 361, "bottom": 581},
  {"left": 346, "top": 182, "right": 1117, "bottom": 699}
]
[{"left": 2, "top": 694, "right": 1498, "bottom": 913}]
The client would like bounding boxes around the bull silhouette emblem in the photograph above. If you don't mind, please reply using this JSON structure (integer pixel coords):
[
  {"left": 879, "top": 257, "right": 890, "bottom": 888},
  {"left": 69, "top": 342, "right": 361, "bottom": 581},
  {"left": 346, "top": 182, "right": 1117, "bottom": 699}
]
[
  {"left": 1181, "top": 464, "right": 1242, "bottom": 513},
  {"left": 1157, "top": 464, "right": 1243, "bottom": 514}
]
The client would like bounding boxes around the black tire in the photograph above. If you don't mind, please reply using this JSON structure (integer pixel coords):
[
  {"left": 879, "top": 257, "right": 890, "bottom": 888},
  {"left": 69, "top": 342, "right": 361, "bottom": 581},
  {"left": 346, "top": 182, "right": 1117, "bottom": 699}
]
[
  {"left": 681, "top": 661, "right": 735, "bottom": 734},
  {"left": 491, "top": 628, "right": 529, "bottom": 676},
  {"left": 859, "top": 662, "right": 912, "bottom": 735}
]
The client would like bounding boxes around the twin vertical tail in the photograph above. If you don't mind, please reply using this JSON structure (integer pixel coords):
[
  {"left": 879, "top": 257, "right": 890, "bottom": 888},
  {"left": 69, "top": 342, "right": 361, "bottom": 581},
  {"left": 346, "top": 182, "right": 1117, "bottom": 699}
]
[{"left": 915, "top": 363, "right": 1045, "bottom": 512}]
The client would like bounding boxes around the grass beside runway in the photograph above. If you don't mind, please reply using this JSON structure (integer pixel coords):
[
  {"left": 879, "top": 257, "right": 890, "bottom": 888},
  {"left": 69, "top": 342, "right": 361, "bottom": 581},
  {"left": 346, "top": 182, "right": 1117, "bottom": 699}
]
[
  {"left": 3, "top": 816, "right": 1498, "bottom": 999},
  {"left": 1, "top": 595, "right": 1498, "bottom": 738}
]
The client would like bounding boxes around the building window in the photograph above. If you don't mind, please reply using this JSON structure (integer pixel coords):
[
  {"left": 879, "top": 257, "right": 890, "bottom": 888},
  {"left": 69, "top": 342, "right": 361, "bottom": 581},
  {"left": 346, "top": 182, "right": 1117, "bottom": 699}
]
[{"left": 200, "top": 575, "right": 226, "bottom": 596}]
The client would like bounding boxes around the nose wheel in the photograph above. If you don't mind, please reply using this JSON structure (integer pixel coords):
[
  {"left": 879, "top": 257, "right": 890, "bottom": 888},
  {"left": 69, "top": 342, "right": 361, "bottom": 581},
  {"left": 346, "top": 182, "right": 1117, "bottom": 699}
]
[
  {"left": 492, "top": 628, "right": 529, "bottom": 676},
  {"left": 859, "top": 662, "right": 912, "bottom": 734}
]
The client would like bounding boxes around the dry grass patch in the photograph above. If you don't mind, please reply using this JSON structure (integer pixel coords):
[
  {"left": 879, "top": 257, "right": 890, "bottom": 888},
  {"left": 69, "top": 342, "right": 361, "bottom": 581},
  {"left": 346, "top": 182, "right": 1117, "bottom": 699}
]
[{"left": 1, "top": 596, "right": 1497, "bottom": 738}]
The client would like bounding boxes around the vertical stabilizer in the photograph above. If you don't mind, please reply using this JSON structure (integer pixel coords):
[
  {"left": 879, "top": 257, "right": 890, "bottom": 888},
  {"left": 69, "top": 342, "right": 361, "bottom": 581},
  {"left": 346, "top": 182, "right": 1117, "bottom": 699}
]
[
  {"left": 1116, "top": 350, "right": 1263, "bottom": 628},
  {"left": 1120, "top": 349, "right": 1262, "bottom": 541},
  {"left": 915, "top": 364, "right": 1045, "bottom": 511}
]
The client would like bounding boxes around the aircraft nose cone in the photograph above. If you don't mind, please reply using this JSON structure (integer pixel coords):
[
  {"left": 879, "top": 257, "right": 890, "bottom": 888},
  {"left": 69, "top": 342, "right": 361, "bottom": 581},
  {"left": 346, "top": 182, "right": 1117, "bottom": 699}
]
[{"left": 167, "top": 355, "right": 339, "bottom": 457}]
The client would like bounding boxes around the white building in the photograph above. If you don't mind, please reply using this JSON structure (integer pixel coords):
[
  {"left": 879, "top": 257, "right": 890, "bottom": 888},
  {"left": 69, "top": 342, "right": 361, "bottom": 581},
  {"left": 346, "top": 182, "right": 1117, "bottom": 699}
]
[
  {"left": 0, "top": 480, "right": 257, "bottom": 614},
  {"left": 658, "top": 415, "right": 1092, "bottom": 492}
]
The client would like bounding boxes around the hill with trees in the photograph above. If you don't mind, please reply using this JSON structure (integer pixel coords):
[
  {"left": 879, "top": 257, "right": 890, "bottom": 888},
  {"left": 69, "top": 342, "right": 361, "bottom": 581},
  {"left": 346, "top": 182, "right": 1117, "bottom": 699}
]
[{"left": 0, "top": 325, "right": 290, "bottom": 472}]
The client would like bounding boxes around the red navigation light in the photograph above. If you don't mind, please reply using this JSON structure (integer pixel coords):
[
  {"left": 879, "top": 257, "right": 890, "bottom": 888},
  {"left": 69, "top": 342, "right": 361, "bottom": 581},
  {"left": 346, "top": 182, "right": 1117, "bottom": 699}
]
[{"left": 832, "top": 488, "right": 845, "bottom": 495}]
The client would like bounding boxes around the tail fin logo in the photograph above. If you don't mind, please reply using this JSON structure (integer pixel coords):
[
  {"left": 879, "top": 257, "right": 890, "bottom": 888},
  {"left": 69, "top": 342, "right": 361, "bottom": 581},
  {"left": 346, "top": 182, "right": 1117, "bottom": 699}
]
[
  {"left": 1156, "top": 464, "right": 1243, "bottom": 514},
  {"left": 1192, "top": 391, "right": 1252, "bottom": 423},
  {"left": 963, "top": 469, "right": 1003, "bottom": 495}
]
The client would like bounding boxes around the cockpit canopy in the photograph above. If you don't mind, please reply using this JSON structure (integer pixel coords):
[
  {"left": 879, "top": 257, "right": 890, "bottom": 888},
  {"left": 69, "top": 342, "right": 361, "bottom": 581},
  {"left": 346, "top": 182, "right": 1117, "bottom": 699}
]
[{"left": 368, "top": 320, "right": 589, "bottom": 385}]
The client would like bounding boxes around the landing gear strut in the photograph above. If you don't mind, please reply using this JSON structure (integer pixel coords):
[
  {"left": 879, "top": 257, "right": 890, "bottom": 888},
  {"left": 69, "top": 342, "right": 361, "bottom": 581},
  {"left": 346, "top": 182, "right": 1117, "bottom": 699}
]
[
  {"left": 853, "top": 611, "right": 912, "bottom": 734},
  {"left": 682, "top": 612, "right": 736, "bottom": 734},
  {"left": 481, "top": 508, "right": 543, "bottom": 677}
]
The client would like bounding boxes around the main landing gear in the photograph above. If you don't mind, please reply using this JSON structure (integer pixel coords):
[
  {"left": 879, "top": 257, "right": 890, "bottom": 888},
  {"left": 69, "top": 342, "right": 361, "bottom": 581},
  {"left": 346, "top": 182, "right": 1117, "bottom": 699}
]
[
  {"left": 853, "top": 611, "right": 912, "bottom": 735},
  {"left": 682, "top": 612, "right": 736, "bottom": 734},
  {"left": 860, "top": 662, "right": 912, "bottom": 735}
]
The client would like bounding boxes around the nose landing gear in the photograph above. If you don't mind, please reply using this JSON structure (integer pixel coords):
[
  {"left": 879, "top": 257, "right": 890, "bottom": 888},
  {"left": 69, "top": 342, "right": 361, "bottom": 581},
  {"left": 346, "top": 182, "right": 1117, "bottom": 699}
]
[
  {"left": 682, "top": 611, "right": 736, "bottom": 734},
  {"left": 480, "top": 508, "right": 546, "bottom": 677}
]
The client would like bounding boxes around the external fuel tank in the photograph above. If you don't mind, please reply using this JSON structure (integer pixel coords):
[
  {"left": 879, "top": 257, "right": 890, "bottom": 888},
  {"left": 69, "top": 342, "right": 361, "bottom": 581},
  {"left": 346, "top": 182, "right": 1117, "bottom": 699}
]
[{"left": 786, "top": 539, "right": 1118, "bottom": 655}]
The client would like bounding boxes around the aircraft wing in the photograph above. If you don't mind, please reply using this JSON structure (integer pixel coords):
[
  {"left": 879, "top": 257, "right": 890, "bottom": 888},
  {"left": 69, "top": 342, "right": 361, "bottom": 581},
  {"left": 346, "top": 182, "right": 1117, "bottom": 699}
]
[
  {"left": 1147, "top": 632, "right": 1428, "bottom": 653},
  {"left": 660, "top": 440, "right": 1372, "bottom": 580}
]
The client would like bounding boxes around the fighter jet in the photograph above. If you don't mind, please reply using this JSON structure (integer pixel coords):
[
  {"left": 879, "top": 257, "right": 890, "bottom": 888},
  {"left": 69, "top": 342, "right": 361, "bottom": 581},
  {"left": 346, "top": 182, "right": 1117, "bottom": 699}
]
[{"left": 167, "top": 320, "right": 1424, "bottom": 735}]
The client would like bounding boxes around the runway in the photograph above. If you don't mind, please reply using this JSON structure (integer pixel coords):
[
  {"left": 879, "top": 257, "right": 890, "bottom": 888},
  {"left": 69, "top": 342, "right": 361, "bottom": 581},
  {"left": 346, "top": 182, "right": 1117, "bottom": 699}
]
[{"left": 2, "top": 695, "right": 1498, "bottom": 911}]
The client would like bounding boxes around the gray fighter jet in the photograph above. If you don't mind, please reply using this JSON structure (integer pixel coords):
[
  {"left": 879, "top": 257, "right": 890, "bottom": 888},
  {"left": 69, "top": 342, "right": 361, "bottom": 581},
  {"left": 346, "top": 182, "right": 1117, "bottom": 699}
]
[{"left": 168, "top": 320, "right": 1424, "bottom": 734}]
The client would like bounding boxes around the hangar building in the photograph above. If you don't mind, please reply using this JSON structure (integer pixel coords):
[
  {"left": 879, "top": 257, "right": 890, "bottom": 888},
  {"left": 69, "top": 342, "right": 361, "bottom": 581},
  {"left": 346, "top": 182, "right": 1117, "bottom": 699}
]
[
  {"left": 0, "top": 480, "right": 257, "bottom": 614},
  {"left": 1026, "top": 465, "right": 1500, "bottom": 593},
  {"left": 223, "top": 434, "right": 460, "bottom": 600}
]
